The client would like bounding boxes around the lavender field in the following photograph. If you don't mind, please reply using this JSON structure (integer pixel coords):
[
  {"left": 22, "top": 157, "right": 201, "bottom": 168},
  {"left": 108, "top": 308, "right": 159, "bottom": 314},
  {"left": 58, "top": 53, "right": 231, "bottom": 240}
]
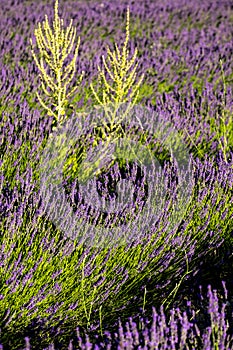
[{"left": 0, "top": 0, "right": 233, "bottom": 349}]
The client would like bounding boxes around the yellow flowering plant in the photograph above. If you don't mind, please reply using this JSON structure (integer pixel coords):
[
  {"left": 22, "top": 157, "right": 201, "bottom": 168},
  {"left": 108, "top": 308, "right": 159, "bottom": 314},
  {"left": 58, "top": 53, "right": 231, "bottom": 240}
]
[
  {"left": 70, "top": 6, "right": 146, "bottom": 184},
  {"left": 30, "top": 0, "right": 84, "bottom": 126},
  {"left": 90, "top": 6, "right": 144, "bottom": 136}
]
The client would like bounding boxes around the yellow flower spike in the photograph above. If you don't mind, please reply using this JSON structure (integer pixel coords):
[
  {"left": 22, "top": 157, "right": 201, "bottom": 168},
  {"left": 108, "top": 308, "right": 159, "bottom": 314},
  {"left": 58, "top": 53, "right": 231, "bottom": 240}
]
[
  {"left": 30, "top": 0, "right": 84, "bottom": 126},
  {"left": 89, "top": 7, "right": 145, "bottom": 181},
  {"left": 90, "top": 5, "right": 144, "bottom": 129}
]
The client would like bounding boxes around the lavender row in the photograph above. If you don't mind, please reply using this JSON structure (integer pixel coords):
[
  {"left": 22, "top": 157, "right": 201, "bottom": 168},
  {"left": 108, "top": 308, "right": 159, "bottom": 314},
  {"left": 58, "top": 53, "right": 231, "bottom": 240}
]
[{"left": 0, "top": 284, "right": 232, "bottom": 349}]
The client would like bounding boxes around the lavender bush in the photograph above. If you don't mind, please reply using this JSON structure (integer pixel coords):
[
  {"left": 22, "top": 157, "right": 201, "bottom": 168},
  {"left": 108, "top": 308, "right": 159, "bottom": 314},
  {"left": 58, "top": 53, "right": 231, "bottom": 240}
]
[
  {"left": 0, "top": 0, "right": 232, "bottom": 349},
  {"left": 0, "top": 284, "right": 232, "bottom": 349}
]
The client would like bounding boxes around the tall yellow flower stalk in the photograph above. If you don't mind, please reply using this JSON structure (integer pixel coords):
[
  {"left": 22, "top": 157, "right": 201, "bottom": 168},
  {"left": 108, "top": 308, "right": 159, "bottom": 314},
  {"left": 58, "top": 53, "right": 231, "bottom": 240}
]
[
  {"left": 90, "top": 6, "right": 144, "bottom": 135},
  {"left": 30, "top": 0, "right": 84, "bottom": 126},
  {"left": 76, "top": 7, "right": 146, "bottom": 182}
]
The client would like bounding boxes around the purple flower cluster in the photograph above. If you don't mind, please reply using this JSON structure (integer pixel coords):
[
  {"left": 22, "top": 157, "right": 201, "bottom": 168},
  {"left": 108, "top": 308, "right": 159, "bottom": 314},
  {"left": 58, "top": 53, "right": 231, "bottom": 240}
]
[
  {"left": 0, "top": 284, "right": 232, "bottom": 349},
  {"left": 0, "top": 0, "right": 232, "bottom": 349}
]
